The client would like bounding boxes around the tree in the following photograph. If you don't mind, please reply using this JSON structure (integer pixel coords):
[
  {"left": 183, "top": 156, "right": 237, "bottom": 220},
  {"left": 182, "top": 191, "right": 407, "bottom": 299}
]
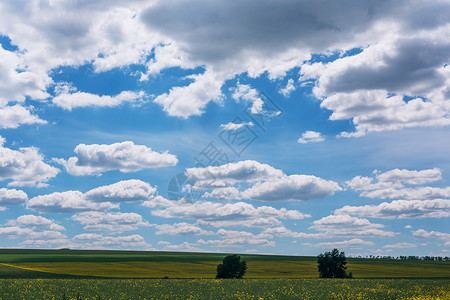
[
  {"left": 317, "top": 248, "right": 352, "bottom": 278},
  {"left": 216, "top": 254, "right": 247, "bottom": 279}
]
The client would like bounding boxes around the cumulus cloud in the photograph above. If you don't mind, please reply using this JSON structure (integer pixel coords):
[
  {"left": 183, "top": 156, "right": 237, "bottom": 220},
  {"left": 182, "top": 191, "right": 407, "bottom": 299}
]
[
  {"left": 159, "top": 241, "right": 203, "bottom": 252},
  {"left": 359, "top": 186, "right": 450, "bottom": 200},
  {"left": 187, "top": 160, "right": 340, "bottom": 202},
  {"left": 154, "top": 222, "right": 214, "bottom": 236},
  {"left": 0, "top": 188, "right": 28, "bottom": 208},
  {"left": 280, "top": 79, "right": 296, "bottom": 97},
  {"left": 242, "top": 175, "right": 341, "bottom": 201},
  {"left": 297, "top": 131, "right": 325, "bottom": 144},
  {"left": 346, "top": 168, "right": 448, "bottom": 200},
  {"left": 220, "top": 121, "right": 254, "bottom": 131},
  {"left": 53, "top": 90, "right": 145, "bottom": 110},
  {"left": 1, "top": 0, "right": 449, "bottom": 126},
  {"left": 141, "top": 195, "right": 175, "bottom": 208},
  {"left": 202, "top": 187, "right": 241, "bottom": 201},
  {"left": 55, "top": 141, "right": 178, "bottom": 176},
  {"left": 0, "top": 214, "right": 67, "bottom": 246},
  {"left": 0, "top": 105, "right": 46, "bottom": 129},
  {"left": 335, "top": 199, "right": 450, "bottom": 219},
  {"left": 262, "top": 226, "right": 323, "bottom": 239},
  {"left": 383, "top": 242, "right": 417, "bottom": 249},
  {"left": 152, "top": 201, "right": 309, "bottom": 228},
  {"left": 232, "top": 83, "right": 264, "bottom": 114},
  {"left": 6, "top": 215, "right": 65, "bottom": 231},
  {"left": 72, "top": 211, "right": 150, "bottom": 233},
  {"left": 310, "top": 214, "right": 396, "bottom": 238},
  {"left": 314, "top": 238, "right": 374, "bottom": 248},
  {"left": 413, "top": 229, "right": 450, "bottom": 241},
  {"left": 0, "top": 0, "right": 157, "bottom": 103},
  {"left": 140, "top": 0, "right": 380, "bottom": 75},
  {"left": 300, "top": 26, "right": 450, "bottom": 137},
  {"left": 0, "top": 226, "right": 67, "bottom": 241},
  {"left": 27, "top": 179, "right": 161, "bottom": 213},
  {"left": 186, "top": 160, "right": 284, "bottom": 188},
  {"left": 27, "top": 191, "right": 118, "bottom": 213},
  {"left": 154, "top": 71, "right": 224, "bottom": 118},
  {"left": 376, "top": 168, "right": 442, "bottom": 185},
  {"left": 0, "top": 46, "right": 50, "bottom": 105},
  {"left": 0, "top": 138, "right": 60, "bottom": 187},
  {"left": 85, "top": 179, "right": 157, "bottom": 203},
  {"left": 198, "top": 237, "right": 274, "bottom": 248},
  {"left": 72, "top": 233, "right": 152, "bottom": 250}
]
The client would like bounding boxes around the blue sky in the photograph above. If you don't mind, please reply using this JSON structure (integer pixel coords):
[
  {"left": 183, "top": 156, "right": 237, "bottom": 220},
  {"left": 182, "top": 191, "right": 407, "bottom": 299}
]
[{"left": 0, "top": 0, "right": 449, "bottom": 257}]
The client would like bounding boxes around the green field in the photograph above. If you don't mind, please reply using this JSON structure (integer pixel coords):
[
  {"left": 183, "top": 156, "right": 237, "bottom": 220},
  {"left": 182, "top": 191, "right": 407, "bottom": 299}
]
[{"left": 0, "top": 249, "right": 449, "bottom": 299}]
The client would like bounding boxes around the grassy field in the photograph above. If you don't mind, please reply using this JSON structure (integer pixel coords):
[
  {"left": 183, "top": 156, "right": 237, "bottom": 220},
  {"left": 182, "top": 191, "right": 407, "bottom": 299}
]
[
  {"left": 0, "top": 249, "right": 449, "bottom": 299},
  {"left": 1, "top": 249, "right": 449, "bottom": 279}
]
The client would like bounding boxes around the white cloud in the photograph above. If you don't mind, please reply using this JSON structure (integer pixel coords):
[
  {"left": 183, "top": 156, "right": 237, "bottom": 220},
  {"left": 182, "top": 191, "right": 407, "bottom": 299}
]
[
  {"left": 154, "top": 222, "right": 214, "bottom": 236},
  {"left": 279, "top": 79, "right": 295, "bottom": 97},
  {"left": 27, "top": 179, "right": 163, "bottom": 213},
  {"left": 141, "top": 43, "right": 195, "bottom": 78},
  {"left": 376, "top": 168, "right": 442, "bottom": 185},
  {"left": 346, "top": 168, "right": 448, "bottom": 200},
  {"left": 0, "top": 1, "right": 157, "bottom": 104},
  {"left": 1, "top": 0, "right": 449, "bottom": 124},
  {"left": 314, "top": 238, "right": 374, "bottom": 248},
  {"left": 72, "top": 233, "right": 152, "bottom": 250},
  {"left": 232, "top": 83, "right": 264, "bottom": 114},
  {"left": 0, "top": 214, "right": 67, "bottom": 246},
  {"left": 160, "top": 241, "right": 203, "bottom": 252},
  {"left": 202, "top": 187, "right": 241, "bottom": 201},
  {"left": 186, "top": 160, "right": 284, "bottom": 188},
  {"left": 55, "top": 141, "right": 178, "bottom": 176},
  {"left": 0, "top": 46, "right": 50, "bottom": 105},
  {"left": 198, "top": 237, "right": 274, "bottom": 248},
  {"left": 220, "top": 121, "right": 254, "bottom": 131},
  {"left": 0, "top": 188, "right": 28, "bottom": 207},
  {"left": 53, "top": 90, "right": 145, "bottom": 110},
  {"left": 0, "top": 105, "right": 46, "bottom": 129},
  {"left": 85, "top": 179, "right": 157, "bottom": 203},
  {"left": 335, "top": 199, "right": 450, "bottom": 219},
  {"left": 153, "top": 71, "right": 224, "bottom": 118},
  {"left": 300, "top": 26, "right": 450, "bottom": 137},
  {"left": 297, "top": 131, "right": 325, "bottom": 144},
  {"left": 262, "top": 226, "right": 323, "bottom": 239},
  {"left": 0, "top": 138, "right": 60, "bottom": 187},
  {"left": 152, "top": 200, "right": 309, "bottom": 228},
  {"left": 141, "top": 195, "right": 175, "bottom": 208},
  {"left": 310, "top": 214, "right": 396, "bottom": 238},
  {"left": 6, "top": 215, "right": 65, "bottom": 231},
  {"left": 72, "top": 211, "right": 150, "bottom": 233},
  {"left": 360, "top": 186, "right": 450, "bottom": 200},
  {"left": 383, "top": 242, "right": 417, "bottom": 249},
  {"left": 413, "top": 229, "right": 450, "bottom": 241},
  {"left": 242, "top": 174, "right": 341, "bottom": 201},
  {"left": 197, "top": 228, "right": 276, "bottom": 248},
  {"left": 27, "top": 191, "right": 118, "bottom": 213}
]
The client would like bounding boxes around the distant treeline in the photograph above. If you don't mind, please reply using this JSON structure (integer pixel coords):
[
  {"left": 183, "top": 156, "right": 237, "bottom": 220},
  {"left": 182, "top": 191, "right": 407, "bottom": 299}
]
[{"left": 349, "top": 255, "right": 449, "bottom": 261}]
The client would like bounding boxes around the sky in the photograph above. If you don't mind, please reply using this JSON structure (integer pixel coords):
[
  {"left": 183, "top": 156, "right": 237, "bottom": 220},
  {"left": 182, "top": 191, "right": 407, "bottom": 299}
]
[{"left": 0, "top": 0, "right": 449, "bottom": 257}]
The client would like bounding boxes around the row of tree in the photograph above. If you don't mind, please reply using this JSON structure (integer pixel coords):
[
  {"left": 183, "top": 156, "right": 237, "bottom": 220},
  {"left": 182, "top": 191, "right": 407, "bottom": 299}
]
[{"left": 350, "top": 255, "right": 449, "bottom": 261}]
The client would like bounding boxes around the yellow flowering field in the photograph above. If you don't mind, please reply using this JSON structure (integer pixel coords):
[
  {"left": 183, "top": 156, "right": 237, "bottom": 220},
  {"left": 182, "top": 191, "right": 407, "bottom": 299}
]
[{"left": 0, "top": 278, "right": 448, "bottom": 300}]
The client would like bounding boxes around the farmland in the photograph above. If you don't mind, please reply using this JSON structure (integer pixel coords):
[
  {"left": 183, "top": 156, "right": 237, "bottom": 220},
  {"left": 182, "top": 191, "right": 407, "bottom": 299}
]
[{"left": 0, "top": 249, "right": 449, "bottom": 299}]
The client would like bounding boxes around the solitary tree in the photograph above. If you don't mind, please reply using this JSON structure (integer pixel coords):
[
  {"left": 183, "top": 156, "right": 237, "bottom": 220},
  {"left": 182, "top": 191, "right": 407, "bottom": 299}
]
[
  {"left": 216, "top": 254, "right": 247, "bottom": 279},
  {"left": 317, "top": 248, "right": 352, "bottom": 278}
]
